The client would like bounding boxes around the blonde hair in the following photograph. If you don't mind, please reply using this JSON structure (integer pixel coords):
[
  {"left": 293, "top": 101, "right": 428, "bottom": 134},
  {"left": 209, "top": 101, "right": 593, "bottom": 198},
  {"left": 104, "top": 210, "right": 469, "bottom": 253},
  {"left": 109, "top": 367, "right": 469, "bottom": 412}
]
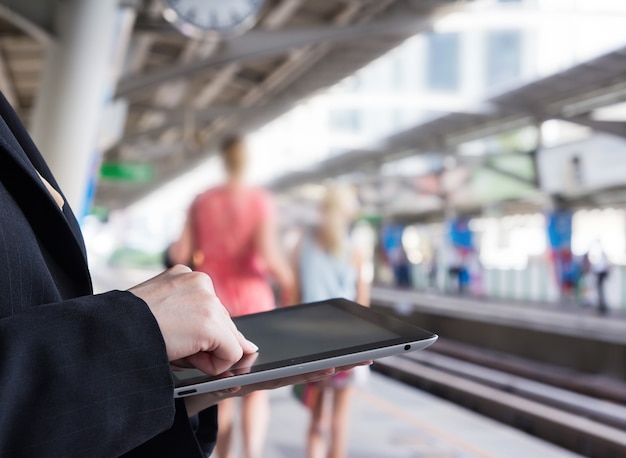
[{"left": 318, "top": 185, "right": 358, "bottom": 257}]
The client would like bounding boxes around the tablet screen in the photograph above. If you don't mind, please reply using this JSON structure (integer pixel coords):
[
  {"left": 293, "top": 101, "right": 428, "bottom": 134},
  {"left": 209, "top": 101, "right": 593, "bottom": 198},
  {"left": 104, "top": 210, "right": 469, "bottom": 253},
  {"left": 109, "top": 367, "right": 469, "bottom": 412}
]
[
  {"left": 172, "top": 298, "right": 436, "bottom": 390},
  {"left": 236, "top": 303, "right": 399, "bottom": 364}
]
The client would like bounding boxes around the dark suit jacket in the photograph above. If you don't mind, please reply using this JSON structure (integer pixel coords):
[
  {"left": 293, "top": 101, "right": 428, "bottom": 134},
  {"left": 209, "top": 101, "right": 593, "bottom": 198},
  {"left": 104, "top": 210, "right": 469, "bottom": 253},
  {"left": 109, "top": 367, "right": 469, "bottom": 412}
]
[{"left": 0, "top": 92, "right": 216, "bottom": 457}]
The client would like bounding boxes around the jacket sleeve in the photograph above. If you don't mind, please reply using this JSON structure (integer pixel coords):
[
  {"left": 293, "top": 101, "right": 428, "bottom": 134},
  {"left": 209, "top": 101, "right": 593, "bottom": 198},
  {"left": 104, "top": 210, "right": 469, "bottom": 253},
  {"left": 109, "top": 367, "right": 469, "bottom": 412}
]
[
  {"left": 0, "top": 290, "right": 203, "bottom": 457},
  {"left": 121, "top": 401, "right": 218, "bottom": 458}
]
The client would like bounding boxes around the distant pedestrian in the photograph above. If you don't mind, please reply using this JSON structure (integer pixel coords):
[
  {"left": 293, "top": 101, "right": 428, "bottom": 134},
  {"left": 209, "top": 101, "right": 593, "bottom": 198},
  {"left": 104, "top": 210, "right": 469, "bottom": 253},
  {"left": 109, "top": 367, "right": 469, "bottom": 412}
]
[
  {"left": 428, "top": 249, "right": 439, "bottom": 290},
  {"left": 589, "top": 241, "right": 610, "bottom": 315}
]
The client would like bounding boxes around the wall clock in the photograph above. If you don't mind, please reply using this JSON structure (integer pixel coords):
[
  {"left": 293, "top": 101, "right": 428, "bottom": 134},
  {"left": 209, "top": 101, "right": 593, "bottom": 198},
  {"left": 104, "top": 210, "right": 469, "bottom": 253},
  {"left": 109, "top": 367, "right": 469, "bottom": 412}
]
[{"left": 163, "top": 0, "right": 267, "bottom": 39}]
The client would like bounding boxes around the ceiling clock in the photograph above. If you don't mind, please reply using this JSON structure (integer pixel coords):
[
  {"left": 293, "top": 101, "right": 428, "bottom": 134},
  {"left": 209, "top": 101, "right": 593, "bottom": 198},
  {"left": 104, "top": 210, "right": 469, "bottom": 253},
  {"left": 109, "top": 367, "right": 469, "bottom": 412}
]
[{"left": 163, "top": 0, "right": 267, "bottom": 39}]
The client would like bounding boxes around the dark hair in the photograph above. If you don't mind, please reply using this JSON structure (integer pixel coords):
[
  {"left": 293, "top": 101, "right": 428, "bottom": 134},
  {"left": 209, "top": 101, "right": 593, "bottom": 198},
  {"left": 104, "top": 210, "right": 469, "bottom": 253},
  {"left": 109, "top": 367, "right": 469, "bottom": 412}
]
[
  {"left": 220, "top": 134, "right": 243, "bottom": 154},
  {"left": 219, "top": 134, "right": 247, "bottom": 175}
]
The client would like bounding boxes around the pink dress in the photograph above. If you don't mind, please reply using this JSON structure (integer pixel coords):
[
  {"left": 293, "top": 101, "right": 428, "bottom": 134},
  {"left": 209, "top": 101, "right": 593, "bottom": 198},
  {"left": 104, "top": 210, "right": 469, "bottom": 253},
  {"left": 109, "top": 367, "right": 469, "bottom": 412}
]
[{"left": 190, "top": 185, "right": 276, "bottom": 317}]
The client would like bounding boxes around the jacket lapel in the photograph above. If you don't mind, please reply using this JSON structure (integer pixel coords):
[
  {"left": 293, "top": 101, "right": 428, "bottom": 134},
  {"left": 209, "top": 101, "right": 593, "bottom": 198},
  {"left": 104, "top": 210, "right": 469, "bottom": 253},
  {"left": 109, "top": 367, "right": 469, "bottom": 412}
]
[{"left": 0, "top": 93, "right": 92, "bottom": 294}]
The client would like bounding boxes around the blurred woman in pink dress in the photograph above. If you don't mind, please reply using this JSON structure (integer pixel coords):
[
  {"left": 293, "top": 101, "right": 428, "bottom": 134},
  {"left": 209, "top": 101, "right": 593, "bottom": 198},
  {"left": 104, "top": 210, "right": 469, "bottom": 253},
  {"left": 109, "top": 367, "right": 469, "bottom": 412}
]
[{"left": 169, "top": 135, "right": 294, "bottom": 458}]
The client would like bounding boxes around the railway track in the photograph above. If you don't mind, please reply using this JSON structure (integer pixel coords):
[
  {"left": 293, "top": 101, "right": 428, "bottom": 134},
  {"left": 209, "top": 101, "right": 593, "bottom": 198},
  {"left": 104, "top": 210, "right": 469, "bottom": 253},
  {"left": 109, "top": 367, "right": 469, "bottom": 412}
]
[{"left": 375, "top": 341, "right": 626, "bottom": 457}]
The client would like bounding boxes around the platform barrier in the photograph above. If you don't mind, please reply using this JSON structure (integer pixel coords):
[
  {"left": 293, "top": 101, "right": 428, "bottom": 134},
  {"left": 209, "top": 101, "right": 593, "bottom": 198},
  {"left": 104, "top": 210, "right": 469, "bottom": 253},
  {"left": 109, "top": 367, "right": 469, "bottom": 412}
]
[{"left": 408, "top": 261, "right": 626, "bottom": 311}]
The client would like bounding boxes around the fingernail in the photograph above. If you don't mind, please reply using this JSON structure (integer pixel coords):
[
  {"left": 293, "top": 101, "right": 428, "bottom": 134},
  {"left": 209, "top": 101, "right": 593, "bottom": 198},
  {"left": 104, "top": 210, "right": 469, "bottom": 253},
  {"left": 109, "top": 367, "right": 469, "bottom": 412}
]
[{"left": 247, "top": 340, "right": 259, "bottom": 352}]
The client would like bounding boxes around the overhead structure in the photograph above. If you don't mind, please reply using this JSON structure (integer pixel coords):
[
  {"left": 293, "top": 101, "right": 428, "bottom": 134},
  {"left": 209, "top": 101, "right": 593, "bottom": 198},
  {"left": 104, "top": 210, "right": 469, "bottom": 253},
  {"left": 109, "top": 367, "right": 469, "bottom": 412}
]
[
  {"left": 268, "top": 45, "right": 626, "bottom": 216},
  {"left": 0, "top": 0, "right": 461, "bottom": 210}
]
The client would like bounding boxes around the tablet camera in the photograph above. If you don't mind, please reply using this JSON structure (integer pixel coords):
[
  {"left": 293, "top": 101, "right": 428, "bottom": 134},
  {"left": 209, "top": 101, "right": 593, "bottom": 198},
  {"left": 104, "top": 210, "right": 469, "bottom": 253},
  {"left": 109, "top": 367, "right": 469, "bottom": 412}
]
[{"left": 404, "top": 344, "right": 411, "bottom": 351}]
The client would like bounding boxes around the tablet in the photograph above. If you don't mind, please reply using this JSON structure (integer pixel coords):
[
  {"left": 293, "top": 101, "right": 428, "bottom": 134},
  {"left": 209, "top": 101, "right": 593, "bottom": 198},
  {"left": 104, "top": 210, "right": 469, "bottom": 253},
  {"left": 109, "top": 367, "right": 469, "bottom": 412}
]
[{"left": 173, "top": 298, "right": 437, "bottom": 398}]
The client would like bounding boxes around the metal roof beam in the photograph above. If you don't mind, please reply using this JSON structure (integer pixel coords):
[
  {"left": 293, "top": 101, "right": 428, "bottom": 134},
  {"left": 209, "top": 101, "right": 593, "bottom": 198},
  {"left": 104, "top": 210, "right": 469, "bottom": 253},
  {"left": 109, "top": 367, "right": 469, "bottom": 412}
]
[
  {"left": 194, "top": 0, "right": 365, "bottom": 144},
  {"left": 262, "top": 0, "right": 303, "bottom": 30},
  {"left": 115, "top": 14, "right": 434, "bottom": 98},
  {"left": 482, "top": 162, "right": 537, "bottom": 189},
  {"left": 190, "top": 0, "right": 304, "bottom": 110},
  {"left": 117, "top": 100, "right": 294, "bottom": 145},
  {"left": 113, "top": 94, "right": 304, "bottom": 152},
  {"left": 148, "top": 0, "right": 304, "bottom": 147},
  {"left": 0, "top": 0, "right": 54, "bottom": 44},
  {"left": 559, "top": 115, "right": 626, "bottom": 140}
]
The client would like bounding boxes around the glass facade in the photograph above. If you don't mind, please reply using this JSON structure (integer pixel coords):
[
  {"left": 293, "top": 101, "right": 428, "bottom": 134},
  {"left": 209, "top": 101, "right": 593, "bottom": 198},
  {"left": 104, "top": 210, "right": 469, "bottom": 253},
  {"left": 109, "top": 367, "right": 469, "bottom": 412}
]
[
  {"left": 485, "top": 30, "right": 522, "bottom": 88},
  {"left": 426, "top": 32, "right": 461, "bottom": 91},
  {"left": 329, "top": 109, "right": 361, "bottom": 133}
]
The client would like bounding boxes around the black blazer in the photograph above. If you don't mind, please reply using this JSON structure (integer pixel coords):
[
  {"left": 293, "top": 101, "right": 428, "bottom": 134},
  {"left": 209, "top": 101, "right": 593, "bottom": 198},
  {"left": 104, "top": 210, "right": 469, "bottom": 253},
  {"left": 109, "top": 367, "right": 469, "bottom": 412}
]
[{"left": 0, "top": 92, "right": 216, "bottom": 457}]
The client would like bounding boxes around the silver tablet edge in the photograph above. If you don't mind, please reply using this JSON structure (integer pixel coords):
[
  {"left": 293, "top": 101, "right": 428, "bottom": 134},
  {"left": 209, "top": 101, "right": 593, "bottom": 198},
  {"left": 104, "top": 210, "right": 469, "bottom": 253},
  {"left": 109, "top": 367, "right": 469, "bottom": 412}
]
[{"left": 173, "top": 334, "right": 438, "bottom": 398}]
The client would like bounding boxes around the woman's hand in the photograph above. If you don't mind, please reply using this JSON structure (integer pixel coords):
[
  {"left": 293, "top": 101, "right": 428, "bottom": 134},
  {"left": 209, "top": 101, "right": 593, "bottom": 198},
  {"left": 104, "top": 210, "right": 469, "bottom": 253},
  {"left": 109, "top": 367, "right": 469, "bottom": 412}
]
[{"left": 128, "top": 265, "right": 258, "bottom": 375}]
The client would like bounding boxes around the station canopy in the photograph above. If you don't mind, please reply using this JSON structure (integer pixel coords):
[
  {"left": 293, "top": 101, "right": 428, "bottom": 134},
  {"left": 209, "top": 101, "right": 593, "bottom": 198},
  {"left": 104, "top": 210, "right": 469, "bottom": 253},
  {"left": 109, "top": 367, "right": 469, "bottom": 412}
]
[
  {"left": 0, "top": 0, "right": 457, "bottom": 209},
  {"left": 269, "top": 44, "right": 626, "bottom": 220},
  {"left": 1, "top": 0, "right": 626, "bottom": 218}
]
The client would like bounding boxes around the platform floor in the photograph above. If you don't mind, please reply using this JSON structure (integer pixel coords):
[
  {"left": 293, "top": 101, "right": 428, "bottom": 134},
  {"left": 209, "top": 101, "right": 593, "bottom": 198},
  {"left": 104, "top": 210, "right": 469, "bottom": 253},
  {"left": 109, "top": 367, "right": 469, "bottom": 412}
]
[
  {"left": 371, "top": 287, "right": 626, "bottom": 345},
  {"left": 250, "top": 371, "right": 578, "bottom": 458}
]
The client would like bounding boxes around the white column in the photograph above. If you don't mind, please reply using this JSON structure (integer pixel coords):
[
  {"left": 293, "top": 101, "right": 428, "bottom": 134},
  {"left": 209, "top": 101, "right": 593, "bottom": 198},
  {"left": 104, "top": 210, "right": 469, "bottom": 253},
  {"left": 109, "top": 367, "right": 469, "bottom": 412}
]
[{"left": 30, "top": 0, "right": 119, "bottom": 215}]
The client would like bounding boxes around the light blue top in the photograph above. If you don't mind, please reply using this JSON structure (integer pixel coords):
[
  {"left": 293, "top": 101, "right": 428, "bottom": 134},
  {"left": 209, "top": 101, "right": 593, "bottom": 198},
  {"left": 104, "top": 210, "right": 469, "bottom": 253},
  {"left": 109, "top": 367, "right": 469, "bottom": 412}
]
[{"left": 298, "top": 232, "right": 357, "bottom": 303}]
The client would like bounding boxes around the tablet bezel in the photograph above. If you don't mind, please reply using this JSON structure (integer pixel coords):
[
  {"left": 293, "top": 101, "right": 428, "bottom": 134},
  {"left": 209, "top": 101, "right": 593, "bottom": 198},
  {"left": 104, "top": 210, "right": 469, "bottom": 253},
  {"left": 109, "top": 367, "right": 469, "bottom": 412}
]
[{"left": 173, "top": 298, "right": 437, "bottom": 397}]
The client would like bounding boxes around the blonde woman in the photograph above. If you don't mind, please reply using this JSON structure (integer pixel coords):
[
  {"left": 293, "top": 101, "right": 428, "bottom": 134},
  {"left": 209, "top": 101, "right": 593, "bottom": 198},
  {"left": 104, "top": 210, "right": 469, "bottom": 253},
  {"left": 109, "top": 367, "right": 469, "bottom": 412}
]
[{"left": 292, "top": 185, "right": 370, "bottom": 458}]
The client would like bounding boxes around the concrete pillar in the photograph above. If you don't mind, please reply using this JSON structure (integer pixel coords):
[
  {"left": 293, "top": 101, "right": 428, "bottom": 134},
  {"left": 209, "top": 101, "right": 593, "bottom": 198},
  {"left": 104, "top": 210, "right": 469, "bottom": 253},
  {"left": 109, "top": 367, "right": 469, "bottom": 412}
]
[{"left": 30, "top": 0, "right": 120, "bottom": 215}]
